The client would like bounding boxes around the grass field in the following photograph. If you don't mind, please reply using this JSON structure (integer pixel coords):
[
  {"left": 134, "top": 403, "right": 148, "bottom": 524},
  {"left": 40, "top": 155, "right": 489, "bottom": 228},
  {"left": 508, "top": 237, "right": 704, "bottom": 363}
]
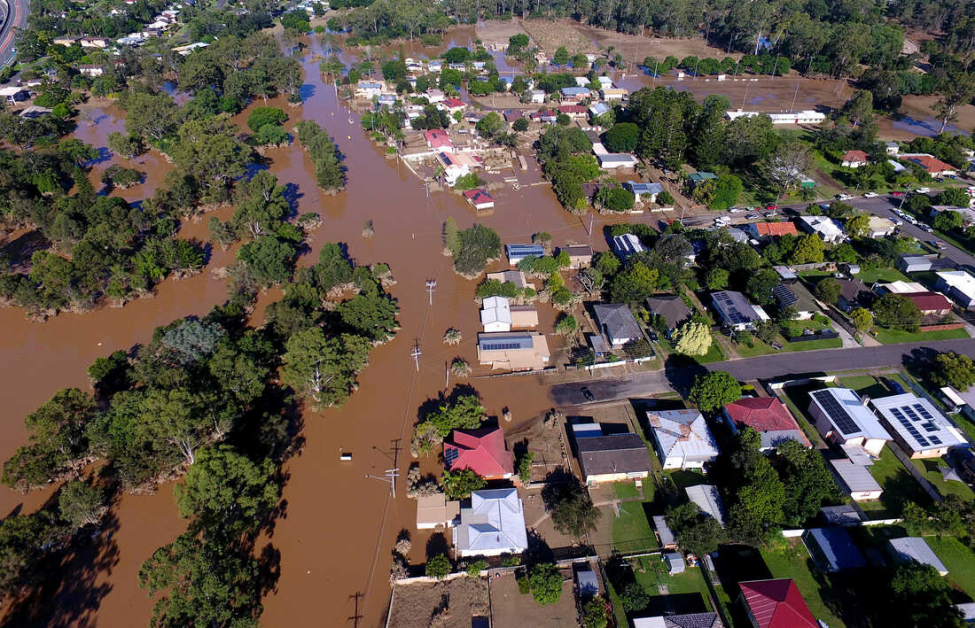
[
  {"left": 862, "top": 447, "right": 932, "bottom": 518},
  {"left": 911, "top": 457, "right": 975, "bottom": 500},
  {"left": 928, "top": 536, "right": 975, "bottom": 601},
  {"left": 611, "top": 497, "right": 657, "bottom": 554},
  {"left": 631, "top": 557, "right": 716, "bottom": 616},
  {"left": 855, "top": 267, "right": 911, "bottom": 285},
  {"left": 870, "top": 326, "right": 970, "bottom": 345},
  {"left": 614, "top": 481, "right": 642, "bottom": 501},
  {"left": 761, "top": 542, "right": 847, "bottom": 628}
]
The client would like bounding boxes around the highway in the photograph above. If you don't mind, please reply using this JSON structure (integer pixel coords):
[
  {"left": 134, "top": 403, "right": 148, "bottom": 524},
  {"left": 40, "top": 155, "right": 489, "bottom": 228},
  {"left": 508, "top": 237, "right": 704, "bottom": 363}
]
[{"left": 0, "top": 0, "right": 27, "bottom": 70}]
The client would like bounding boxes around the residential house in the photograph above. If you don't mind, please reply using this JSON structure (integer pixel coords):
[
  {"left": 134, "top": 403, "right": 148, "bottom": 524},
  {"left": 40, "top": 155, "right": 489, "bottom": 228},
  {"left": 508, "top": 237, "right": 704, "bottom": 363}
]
[
  {"left": 874, "top": 280, "right": 927, "bottom": 295},
  {"left": 774, "top": 266, "right": 798, "bottom": 282},
  {"left": 829, "top": 459, "right": 883, "bottom": 501},
  {"left": 886, "top": 141, "right": 900, "bottom": 156},
  {"left": 901, "top": 153, "right": 957, "bottom": 177},
  {"left": 799, "top": 215, "right": 846, "bottom": 244},
  {"left": 837, "top": 279, "right": 872, "bottom": 313},
  {"left": 726, "top": 227, "right": 749, "bottom": 243},
  {"left": 597, "top": 153, "right": 639, "bottom": 170},
  {"left": 19, "top": 106, "right": 52, "bottom": 120},
  {"left": 427, "top": 60, "right": 443, "bottom": 72},
  {"left": 710, "top": 290, "right": 771, "bottom": 331},
  {"left": 889, "top": 537, "right": 949, "bottom": 576},
  {"left": 768, "top": 110, "right": 826, "bottom": 124},
  {"left": 866, "top": 216, "right": 896, "bottom": 238},
  {"left": 463, "top": 189, "right": 495, "bottom": 211},
  {"left": 803, "top": 527, "right": 867, "bottom": 572},
  {"left": 0, "top": 87, "right": 30, "bottom": 104},
  {"left": 557, "top": 105, "right": 587, "bottom": 119},
  {"left": 79, "top": 65, "right": 104, "bottom": 77},
  {"left": 592, "top": 303, "right": 643, "bottom": 346},
  {"left": 425, "top": 88, "right": 445, "bottom": 103},
  {"left": 888, "top": 159, "right": 906, "bottom": 173},
  {"left": 444, "top": 427, "right": 514, "bottom": 480},
  {"left": 437, "top": 152, "right": 470, "bottom": 187},
  {"left": 612, "top": 233, "right": 645, "bottom": 259},
  {"left": 476, "top": 332, "right": 550, "bottom": 371},
  {"left": 936, "top": 270, "right": 975, "bottom": 310},
  {"left": 634, "top": 614, "right": 723, "bottom": 628},
  {"left": 687, "top": 172, "right": 717, "bottom": 189},
  {"left": 596, "top": 76, "right": 613, "bottom": 89},
  {"left": 807, "top": 388, "right": 891, "bottom": 457},
  {"left": 685, "top": 485, "right": 725, "bottom": 526},
  {"left": 575, "top": 433, "right": 652, "bottom": 485},
  {"left": 503, "top": 109, "right": 524, "bottom": 123},
  {"left": 481, "top": 296, "right": 513, "bottom": 332},
  {"left": 931, "top": 205, "right": 975, "bottom": 224},
  {"left": 562, "top": 244, "right": 592, "bottom": 269},
  {"left": 529, "top": 89, "right": 546, "bottom": 104},
  {"left": 589, "top": 102, "right": 611, "bottom": 120},
  {"left": 440, "top": 98, "right": 466, "bottom": 117},
  {"left": 416, "top": 493, "right": 460, "bottom": 530},
  {"left": 601, "top": 87, "right": 628, "bottom": 101},
  {"left": 529, "top": 110, "right": 558, "bottom": 124},
  {"left": 646, "top": 409, "right": 720, "bottom": 470},
  {"left": 625, "top": 181, "right": 664, "bottom": 203},
  {"left": 80, "top": 36, "right": 111, "bottom": 48},
  {"left": 646, "top": 295, "right": 692, "bottom": 333},
  {"left": 870, "top": 393, "right": 966, "bottom": 458},
  {"left": 505, "top": 244, "right": 545, "bottom": 266},
  {"left": 559, "top": 86, "right": 591, "bottom": 103},
  {"left": 745, "top": 222, "right": 799, "bottom": 239},
  {"left": 723, "top": 398, "right": 811, "bottom": 450},
  {"left": 486, "top": 270, "right": 527, "bottom": 288},
  {"left": 841, "top": 150, "right": 870, "bottom": 168},
  {"left": 355, "top": 81, "right": 384, "bottom": 98},
  {"left": 900, "top": 292, "right": 953, "bottom": 317},
  {"left": 652, "top": 516, "right": 677, "bottom": 550},
  {"left": 772, "top": 282, "right": 819, "bottom": 320},
  {"left": 453, "top": 488, "right": 529, "bottom": 557},
  {"left": 738, "top": 579, "right": 817, "bottom": 628},
  {"left": 377, "top": 94, "right": 397, "bottom": 107}
]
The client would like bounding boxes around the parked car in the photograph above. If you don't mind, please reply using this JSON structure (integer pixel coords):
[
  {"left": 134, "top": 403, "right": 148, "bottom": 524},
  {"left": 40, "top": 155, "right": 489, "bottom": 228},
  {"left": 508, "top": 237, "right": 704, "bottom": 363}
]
[
  {"left": 890, "top": 191, "right": 905, "bottom": 197},
  {"left": 581, "top": 387, "right": 594, "bottom": 401},
  {"left": 764, "top": 211, "right": 776, "bottom": 218},
  {"left": 915, "top": 187, "right": 930, "bottom": 194},
  {"left": 836, "top": 193, "right": 853, "bottom": 201},
  {"left": 921, "top": 224, "right": 934, "bottom": 233},
  {"left": 765, "top": 204, "right": 778, "bottom": 211},
  {"left": 892, "top": 218, "right": 903, "bottom": 226},
  {"left": 745, "top": 214, "right": 759, "bottom": 219},
  {"left": 930, "top": 240, "right": 947, "bottom": 249},
  {"left": 863, "top": 192, "right": 878, "bottom": 198}
]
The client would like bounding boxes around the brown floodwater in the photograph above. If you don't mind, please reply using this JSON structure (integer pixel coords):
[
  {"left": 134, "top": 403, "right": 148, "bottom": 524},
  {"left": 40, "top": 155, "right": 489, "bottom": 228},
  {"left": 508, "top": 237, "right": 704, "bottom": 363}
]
[{"left": 0, "top": 25, "right": 882, "bottom": 628}]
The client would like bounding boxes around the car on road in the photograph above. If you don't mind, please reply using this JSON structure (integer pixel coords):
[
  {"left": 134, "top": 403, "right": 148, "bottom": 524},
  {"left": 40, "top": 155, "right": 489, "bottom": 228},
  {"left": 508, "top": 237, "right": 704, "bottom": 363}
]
[
  {"left": 764, "top": 211, "right": 776, "bottom": 218},
  {"left": 890, "top": 191, "right": 905, "bottom": 197},
  {"left": 863, "top": 192, "right": 878, "bottom": 198},
  {"left": 745, "top": 214, "right": 759, "bottom": 219},
  {"left": 892, "top": 218, "right": 903, "bottom": 226},
  {"left": 836, "top": 193, "right": 853, "bottom": 201},
  {"left": 729, "top": 207, "right": 744, "bottom": 213},
  {"left": 908, "top": 216, "right": 918, "bottom": 225},
  {"left": 819, "top": 203, "right": 831, "bottom": 211},
  {"left": 765, "top": 204, "right": 778, "bottom": 211},
  {"left": 648, "top": 331, "right": 658, "bottom": 342},
  {"left": 920, "top": 224, "right": 934, "bottom": 233},
  {"left": 915, "top": 187, "right": 930, "bottom": 194},
  {"left": 930, "top": 240, "right": 946, "bottom": 249},
  {"left": 581, "top": 387, "right": 594, "bottom": 401}
]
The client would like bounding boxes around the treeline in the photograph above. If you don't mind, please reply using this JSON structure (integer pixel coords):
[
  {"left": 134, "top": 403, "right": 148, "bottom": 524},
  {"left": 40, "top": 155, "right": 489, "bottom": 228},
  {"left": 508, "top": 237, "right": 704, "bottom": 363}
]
[
  {"left": 0, "top": 242, "right": 398, "bottom": 624},
  {"left": 295, "top": 121, "right": 347, "bottom": 192}
]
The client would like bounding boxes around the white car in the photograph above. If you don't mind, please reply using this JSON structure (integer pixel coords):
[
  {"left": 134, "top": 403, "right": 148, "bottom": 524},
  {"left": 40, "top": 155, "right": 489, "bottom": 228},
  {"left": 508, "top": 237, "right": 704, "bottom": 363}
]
[
  {"left": 729, "top": 207, "right": 744, "bottom": 213},
  {"left": 915, "top": 187, "right": 930, "bottom": 194},
  {"left": 836, "top": 193, "right": 853, "bottom": 201},
  {"left": 921, "top": 224, "right": 934, "bottom": 233},
  {"left": 863, "top": 192, "right": 878, "bottom": 198},
  {"left": 745, "top": 214, "right": 759, "bottom": 220},
  {"left": 892, "top": 218, "right": 903, "bottom": 226}
]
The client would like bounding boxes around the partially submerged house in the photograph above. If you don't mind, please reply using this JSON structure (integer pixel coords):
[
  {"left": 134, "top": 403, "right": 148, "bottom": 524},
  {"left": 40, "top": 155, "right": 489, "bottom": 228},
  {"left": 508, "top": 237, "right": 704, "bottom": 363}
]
[
  {"left": 416, "top": 493, "right": 460, "bottom": 530},
  {"left": 625, "top": 181, "right": 664, "bottom": 203},
  {"left": 592, "top": 303, "right": 643, "bottom": 346},
  {"left": 481, "top": 296, "right": 512, "bottom": 332},
  {"left": 647, "top": 409, "right": 719, "bottom": 470},
  {"left": 723, "top": 398, "right": 811, "bottom": 450},
  {"left": 575, "top": 433, "right": 652, "bottom": 485},
  {"left": 870, "top": 393, "right": 966, "bottom": 459},
  {"left": 612, "top": 233, "right": 645, "bottom": 259},
  {"left": 563, "top": 244, "right": 593, "bottom": 269},
  {"left": 453, "top": 488, "right": 529, "bottom": 557},
  {"left": 444, "top": 427, "right": 514, "bottom": 480},
  {"left": 464, "top": 189, "right": 495, "bottom": 211},
  {"left": 807, "top": 388, "right": 891, "bottom": 457},
  {"left": 505, "top": 243, "right": 545, "bottom": 266}
]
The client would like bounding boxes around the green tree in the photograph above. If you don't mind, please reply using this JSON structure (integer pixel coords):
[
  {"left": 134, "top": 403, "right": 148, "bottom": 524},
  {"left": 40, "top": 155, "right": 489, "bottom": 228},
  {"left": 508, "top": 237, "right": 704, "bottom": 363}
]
[
  {"left": 444, "top": 217, "right": 460, "bottom": 256},
  {"left": 237, "top": 236, "right": 298, "bottom": 285},
  {"left": 475, "top": 112, "right": 504, "bottom": 138},
  {"left": 746, "top": 268, "right": 780, "bottom": 305},
  {"left": 603, "top": 122, "right": 639, "bottom": 153},
  {"left": 673, "top": 320, "right": 713, "bottom": 357},
  {"left": 528, "top": 563, "right": 563, "bottom": 605},
  {"left": 58, "top": 480, "right": 105, "bottom": 529},
  {"left": 553, "top": 47, "right": 570, "bottom": 66},
  {"left": 620, "top": 581, "right": 649, "bottom": 612},
  {"left": 512, "top": 117, "right": 529, "bottom": 132},
  {"left": 246, "top": 106, "right": 287, "bottom": 132},
  {"left": 424, "top": 394, "right": 485, "bottom": 437},
  {"left": 582, "top": 598, "right": 609, "bottom": 628},
  {"left": 850, "top": 307, "right": 873, "bottom": 332},
  {"left": 689, "top": 371, "right": 740, "bottom": 412},
  {"left": 454, "top": 224, "right": 501, "bottom": 277},
  {"left": 550, "top": 482, "right": 601, "bottom": 537},
  {"left": 706, "top": 268, "right": 730, "bottom": 290},
  {"left": 666, "top": 502, "right": 723, "bottom": 556},
  {"left": 937, "top": 188, "right": 970, "bottom": 208},
  {"left": 107, "top": 132, "right": 144, "bottom": 159},
  {"left": 609, "top": 262, "right": 658, "bottom": 303},
  {"left": 174, "top": 445, "right": 279, "bottom": 535},
  {"left": 885, "top": 563, "right": 965, "bottom": 626},
  {"left": 789, "top": 234, "right": 825, "bottom": 264},
  {"left": 281, "top": 328, "right": 372, "bottom": 409},
  {"left": 873, "top": 293, "right": 921, "bottom": 332},
  {"left": 845, "top": 214, "right": 870, "bottom": 239},
  {"left": 815, "top": 277, "right": 842, "bottom": 304},
  {"left": 123, "top": 91, "right": 180, "bottom": 142},
  {"left": 776, "top": 440, "right": 841, "bottom": 526},
  {"left": 931, "top": 352, "right": 975, "bottom": 390},
  {"left": 139, "top": 533, "right": 261, "bottom": 628},
  {"left": 934, "top": 210, "right": 963, "bottom": 232},
  {"left": 710, "top": 174, "right": 743, "bottom": 210},
  {"left": 441, "top": 468, "right": 486, "bottom": 499},
  {"left": 426, "top": 553, "right": 451, "bottom": 580},
  {"left": 554, "top": 314, "right": 578, "bottom": 335}
]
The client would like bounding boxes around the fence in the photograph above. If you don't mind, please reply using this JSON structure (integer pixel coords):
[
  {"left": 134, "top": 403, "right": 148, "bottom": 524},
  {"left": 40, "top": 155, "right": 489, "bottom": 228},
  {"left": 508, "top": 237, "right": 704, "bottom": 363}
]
[{"left": 786, "top": 331, "right": 840, "bottom": 343}]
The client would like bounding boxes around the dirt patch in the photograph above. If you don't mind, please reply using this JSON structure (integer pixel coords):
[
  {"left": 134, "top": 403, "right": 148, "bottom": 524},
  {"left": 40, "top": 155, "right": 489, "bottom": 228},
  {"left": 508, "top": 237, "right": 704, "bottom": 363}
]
[
  {"left": 475, "top": 20, "right": 529, "bottom": 46},
  {"left": 575, "top": 22, "right": 741, "bottom": 67},
  {"left": 521, "top": 18, "right": 599, "bottom": 56},
  {"left": 489, "top": 571, "right": 580, "bottom": 627},
  {"left": 387, "top": 576, "right": 490, "bottom": 628}
]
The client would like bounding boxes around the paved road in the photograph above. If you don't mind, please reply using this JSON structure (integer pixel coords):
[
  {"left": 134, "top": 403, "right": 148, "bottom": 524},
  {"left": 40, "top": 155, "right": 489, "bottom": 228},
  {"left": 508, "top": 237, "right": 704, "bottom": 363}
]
[
  {"left": 551, "top": 338, "right": 975, "bottom": 406},
  {"left": 0, "top": 0, "right": 27, "bottom": 69}
]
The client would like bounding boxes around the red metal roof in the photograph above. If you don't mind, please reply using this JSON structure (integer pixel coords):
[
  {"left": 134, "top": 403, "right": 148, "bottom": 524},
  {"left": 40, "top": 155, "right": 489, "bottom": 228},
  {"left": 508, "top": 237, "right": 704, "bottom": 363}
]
[
  {"left": 841, "top": 150, "right": 869, "bottom": 163},
  {"left": 724, "top": 398, "right": 811, "bottom": 447},
  {"left": 443, "top": 98, "right": 466, "bottom": 109},
  {"left": 740, "top": 579, "right": 817, "bottom": 628},
  {"left": 423, "top": 129, "right": 451, "bottom": 149},
  {"left": 901, "top": 291, "right": 953, "bottom": 313},
  {"left": 444, "top": 427, "right": 514, "bottom": 478},
  {"left": 904, "top": 154, "right": 955, "bottom": 174},
  {"left": 558, "top": 105, "right": 587, "bottom": 114},
  {"left": 754, "top": 222, "right": 797, "bottom": 237},
  {"left": 463, "top": 189, "right": 494, "bottom": 204}
]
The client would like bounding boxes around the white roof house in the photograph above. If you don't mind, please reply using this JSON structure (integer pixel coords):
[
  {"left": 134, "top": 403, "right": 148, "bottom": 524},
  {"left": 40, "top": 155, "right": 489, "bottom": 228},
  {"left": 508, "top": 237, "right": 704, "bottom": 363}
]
[
  {"left": 829, "top": 459, "right": 882, "bottom": 502},
  {"left": 453, "top": 488, "right": 529, "bottom": 557},
  {"left": 684, "top": 484, "right": 725, "bottom": 527},
  {"left": 646, "top": 409, "right": 719, "bottom": 470},
  {"left": 936, "top": 270, "right": 975, "bottom": 310},
  {"left": 480, "top": 296, "right": 512, "bottom": 332},
  {"left": 807, "top": 388, "right": 891, "bottom": 457},
  {"left": 870, "top": 393, "right": 966, "bottom": 459},
  {"left": 799, "top": 215, "right": 846, "bottom": 244},
  {"left": 725, "top": 110, "right": 825, "bottom": 124},
  {"left": 612, "top": 233, "right": 645, "bottom": 259},
  {"left": 889, "top": 537, "right": 948, "bottom": 576}
]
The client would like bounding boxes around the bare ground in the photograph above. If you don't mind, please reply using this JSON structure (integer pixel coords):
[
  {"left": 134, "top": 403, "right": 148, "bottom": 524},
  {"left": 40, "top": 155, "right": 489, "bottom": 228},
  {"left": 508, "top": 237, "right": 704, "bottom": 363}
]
[
  {"left": 475, "top": 20, "right": 530, "bottom": 46},
  {"left": 387, "top": 577, "right": 490, "bottom": 628},
  {"left": 489, "top": 572, "right": 580, "bottom": 627},
  {"left": 574, "top": 21, "right": 741, "bottom": 66},
  {"left": 521, "top": 18, "right": 599, "bottom": 56}
]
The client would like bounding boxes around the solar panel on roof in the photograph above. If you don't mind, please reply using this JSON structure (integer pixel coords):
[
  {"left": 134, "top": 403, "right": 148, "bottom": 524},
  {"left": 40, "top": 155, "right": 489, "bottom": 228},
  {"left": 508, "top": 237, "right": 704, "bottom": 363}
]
[
  {"left": 812, "top": 390, "right": 860, "bottom": 436},
  {"left": 445, "top": 448, "right": 459, "bottom": 466},
  {"left": 930, "top": 436, "right": 942, "bottom": 445}
]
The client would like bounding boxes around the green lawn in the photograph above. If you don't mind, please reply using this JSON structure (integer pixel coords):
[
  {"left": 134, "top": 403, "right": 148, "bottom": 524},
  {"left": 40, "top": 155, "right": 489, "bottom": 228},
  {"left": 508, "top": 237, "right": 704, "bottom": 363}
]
[
  {"left": 870, "top": 326, "right": 970, "bottom": 345},
  {"left": 631, "top": 557, "right": 718, "bottom": 616},
  {"left": 665, "top": 469, "right": 708, "bottom": 490},
  {"left": 855, "top": 267, "right": 910, "bottom": 285},
  {"left": 614, "top": 481, "right": 642, "bottom": 501},
  {"left": 911, "top": 458, "right": 975, "bottom": 500},
  {"left": 611, "top": 498, "right": 657, "bottom": 554},
  {"left": 928, "top": 536, "right": 975, "bottom": 601},
  {"left": 837, "top": 374, "right": 891, "bottom": 400},
  {"left": 734, "top": 337, "right": 779, "bottom": 357},
  {"left": 863, "top": 447, "right": 932, "bottom": 518},
  {"left": 780, "top": 336, "right": 843, "bottom": 352},
  {"left": 663, "top": 337, "right": 727, "bottom": 365},
  {"left": 761, "top": 542, "right": 847, "bottom": 628}
]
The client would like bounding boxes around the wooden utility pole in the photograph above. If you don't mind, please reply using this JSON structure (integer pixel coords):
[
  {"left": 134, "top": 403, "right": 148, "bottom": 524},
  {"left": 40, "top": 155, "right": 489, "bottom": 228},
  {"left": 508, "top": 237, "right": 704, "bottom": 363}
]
[
  {"left": 411, "top": 341, "right": 421, "bottom": 372},
  {"left": 425, "top": 279, "right": 437, "bottom": 305},
  {"left": 365, "top": 468, "right": 399, "bottom": 497}
]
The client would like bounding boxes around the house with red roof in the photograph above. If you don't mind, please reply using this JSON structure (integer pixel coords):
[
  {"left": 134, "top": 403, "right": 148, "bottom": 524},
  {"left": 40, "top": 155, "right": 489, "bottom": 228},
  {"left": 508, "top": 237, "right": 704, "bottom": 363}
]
[
  {"left": 557, "top": 105, "right": 587, "bottom": 119},
  {"left": 738, "top": 579, "right": 817, "bottom": 628},
  {"left": 901, "top": 153, "right": 957, "bottom": 177},
  {"left": 723, "top": 398, "right": 811, "bottom": 450},
  {"left": 841, "top": 150, "right": 869, "bottom": 168},
  {"left": 423, "top": 129, "right": 452, "bottom": 150},
  {"left": 440, "top": 98, "right": 467, "bottom": 116},
  {"left": 444, "top": 427, "right": 514, "bottom": 480},
  {"left": 463, "top": 189, "right": 495, "bottom": 211},
  {"left": 745, "top": 222, "right": 798, "bottom": 239},
  {"left": 900, "top": 291, "right": 953, "bottom": 317},
  {"left": 529, "top": 110, "right": 558, "bottom": 124}
]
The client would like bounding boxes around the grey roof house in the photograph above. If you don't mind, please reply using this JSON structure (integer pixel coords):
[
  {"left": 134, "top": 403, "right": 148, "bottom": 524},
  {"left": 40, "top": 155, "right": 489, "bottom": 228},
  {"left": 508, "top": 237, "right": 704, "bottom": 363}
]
[
  {"left": 575, "top": 433, "right": 652, "bottom": 485},
  {"left": 889, "top": 537, "right": 948, "bottom": 576},
  {"left": 685, "top": 484, "right": 725, "bottom": 527},
  {"left": 592, "top": 303, "right": 643, "bottom": 346},
  {"left": 633, "top": 613, "right": 724, "bottom": 628},
  {"left": 646, "top": 295, "right": 692, "bottom": 332},
  {"left": 837, "top": 278, "right": 872, "bottom": 313},
  {"left": 710, "top": 290, "right": 770, "bottom": 330},
  {"left": 803, "top": 527, "right": 867, "bottom": 572}
]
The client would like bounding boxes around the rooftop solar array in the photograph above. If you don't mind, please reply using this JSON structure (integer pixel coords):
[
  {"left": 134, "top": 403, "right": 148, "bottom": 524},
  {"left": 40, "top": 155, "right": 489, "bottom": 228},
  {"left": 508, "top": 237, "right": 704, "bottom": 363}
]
[
  {"left": 445, "top": 447, "right": 459, "bottom": 466},
  {"left": 888, "top": 404, "right": 940, "bottom": 448},
  {"left": 871, "top": 393, "right": 963, "bottom": 452},
  {"left": 811, "top": 389, "right": 859, "bottom": 436},
  {"left": 773, "top": 284, "right": 798, "bottom": 308},
  {"left": 712, "top": 291, "right": 754, "bottom": 325}
]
